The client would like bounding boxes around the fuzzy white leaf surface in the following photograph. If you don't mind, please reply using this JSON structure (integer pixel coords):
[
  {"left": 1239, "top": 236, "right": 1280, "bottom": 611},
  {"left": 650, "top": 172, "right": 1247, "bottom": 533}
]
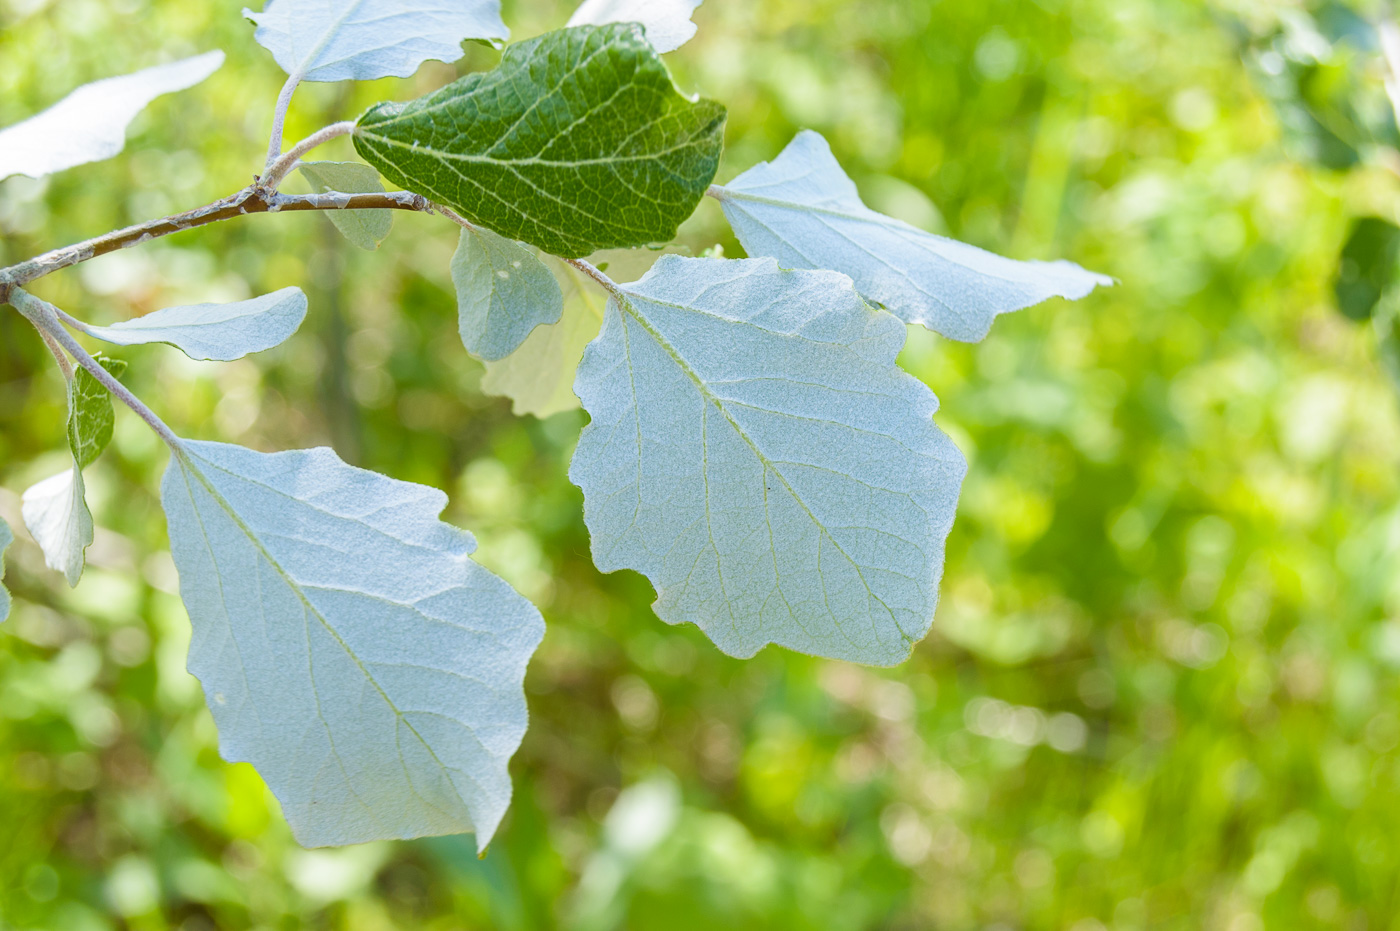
[
  {"left": 453, "top": 226, "right": 564, "bottom": 361},
  {"left": 244, "top": 0, "right": 508, "bottom": 83},
  {"left": 713, "top": 131, "right": 1111, "bottom": 342},
  {"left": 0, "top": 52, "right": 224, "bottom": 182},
  {"left": 22, "top": 466, "right": 93, "bottom": 588},
  {"left": 298, "top": 161, "right": 393, "bottom": 250},
  {"left": 480, "top": 264, "right": 604, "bottom": 417},
  {"left": 80, "top": 288, "right": 308, "bottom": 361},
  {"left": 567, "top": 0, "right": 702, "bottom": 53},
  {"left": 0, "top": 517, "right": 13, "bottom": 623},
  {"left": 161, "top": 439, "right": 544, "bottom": 848},
  {"left": 569, "top": 256, "right": 967, "bottom": 665}
]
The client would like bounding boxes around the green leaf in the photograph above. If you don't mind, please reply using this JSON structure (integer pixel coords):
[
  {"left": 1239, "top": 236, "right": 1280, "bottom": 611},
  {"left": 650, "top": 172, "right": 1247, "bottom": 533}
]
[
  {"left": 0, "top": 517, "right": 12, "bottom": 623},
  {"left": 160, "top": 439, "right": 545, "bottom": 848},
  {"left": 480, "top": 263, "right": 604, "bottom": 416},
  {"left": 1334, "top": 217, "right": 1400, "bottom": 322},
  {"left": 569, "top": 256, "right": 967, "bottom": 665},
  {"left": 244, "top": 0, "right": 507, "bottom": 83},
  {"left": 353, "top": 24, "right": 726, "bottom": 258},
  {"left": 23, "top": 356, "right": 125, "bottom": 587},
  {"left": 68, "top": 357, "right": 126, "bottom": 471},
  {"left": 453, "top": 226, "right": 564, "bottom": 361},
  {"left": 713, "top": 131, "right": 1110, "bottom": 343},
  {"left": 77, "top": 288, "right": 308, "bottom": 361},
  {"left": 298, "top": 161, "right": 393, "bottom": 251},
  {"left": 481, "top": 264, "right": 604, "bottom": 416}
]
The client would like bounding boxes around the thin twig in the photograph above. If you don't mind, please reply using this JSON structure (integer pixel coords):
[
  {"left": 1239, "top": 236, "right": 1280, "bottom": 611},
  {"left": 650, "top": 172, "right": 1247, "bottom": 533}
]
[
  {"left": 261, "top": 121, "right": 357, "bottom": 190},
  {"left": 563, "top": 257, "right": 625, "bottom": 300},
  {"left": 265, "top": 73, "right": 303, "bottom": 169},
  {"left": 10, "top": 289, "right": 181, "bottom": 448}
]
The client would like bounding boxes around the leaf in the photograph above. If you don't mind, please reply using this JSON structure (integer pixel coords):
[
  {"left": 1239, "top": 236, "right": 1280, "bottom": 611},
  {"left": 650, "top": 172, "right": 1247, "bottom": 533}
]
[
  {"left": 0, "top": 52, "right": 224, "bottom": 181},
  {"left": 712, "top": 131, "right": 1111, "bottom": 342},
  {"left": 569, "top": 256, "right": 967, "bottom": 665},
  {"left": 22, "top": 467, "right": 93, "bottom": 589},
  {"left": 69, "top": 357, "right": 127, "bottom": 471},
  {"left": 22, "top": 356, "right": 126, "bottom": 587},
  {"left": 298, "top": 161, "right": 393, "bottom": 251},
  {"left": 453, "top": 226, "right": 564, "bottom": 361},
  {"left": 480, "top": 264, "right": 605, "bottom": 417},
  {"left": 243, "top": 0, "right": 508, "bottom": 83},
  {"left": 160, "top": 439, "right": 545, "bottom": 847},
  {"left": 1334, "top": 217, "right": 1400, "bottom": 322},
  {"left": 353, "top": 24, "right": 726, "bottom": 258},
  {"left": 567, "top": 0, "right": 703, "bottom": 53},
  {"left": 0, "top": 517, "right": 13, "bottom": 623},
  {"left": 78, "top": 288, "right": 309, "bottom": 361}
]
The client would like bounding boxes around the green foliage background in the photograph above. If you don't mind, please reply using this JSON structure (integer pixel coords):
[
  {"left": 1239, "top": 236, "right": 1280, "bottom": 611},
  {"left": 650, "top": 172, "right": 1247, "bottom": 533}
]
[{"left": 1, "top": 0, "right": 1397, "bottom": 928}]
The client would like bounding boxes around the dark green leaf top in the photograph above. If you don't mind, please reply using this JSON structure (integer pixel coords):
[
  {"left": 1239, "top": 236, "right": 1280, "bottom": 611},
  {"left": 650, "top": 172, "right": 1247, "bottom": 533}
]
[
  {"left": 352, "top": 24, "right": 726, "bottom": 258},
  {"left": 68, "top": 356, "right": 126, "bottom": 471}
]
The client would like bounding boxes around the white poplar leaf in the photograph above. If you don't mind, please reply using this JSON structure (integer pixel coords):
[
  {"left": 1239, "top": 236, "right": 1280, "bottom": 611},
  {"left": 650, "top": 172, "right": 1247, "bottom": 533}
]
[
  {"left": 160, "top": 439, "right": 544, "bottom": 848},
  {"left": 244, "top": 0, "right": 508, "bottom": 83},
  {"left": 567, "top": 0, "right": 703, "bottom": 53},
  {"left": 569, "top": 256, "right": 967, "bottom": 665},
  {"left": 480, "top": 266, "right": 604, "bottom": 417},
  {"left": 0, "top": 517, "right": 14, "bottom": 623},
  {"left": 712, "top": 130, "right": 1112, "bottom": 342},
  {"left": 453, "top": 226, "right": 564, "bottom": 361},
  {"left": 298, "top": 161, "right": 393, "bottom": 251},
  {"left": 0, "top": 52, "right": 224, "bottom": 181},
  {"left": 78, "top": 287, "right": 308, "bottom": 361},
  {"left": 22, "top": 466, "right": 93, "bottom": 589}
]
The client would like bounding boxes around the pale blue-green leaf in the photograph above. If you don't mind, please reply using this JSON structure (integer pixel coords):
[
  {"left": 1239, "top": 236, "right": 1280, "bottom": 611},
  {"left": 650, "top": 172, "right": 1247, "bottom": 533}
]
[
  {"left": 567, "top": 0, "right": 702, "bottom": 53},
  {"left": 569, "top": 256, "right": 967, "bottom": 665},
  {"left": 78, "top": 287, "right": 308, "bottom": 361},
  {"left": 244, "top": 0, "right": 508, "bottom": 83},
  {"left": 713, "top": 130, "right": 1112, "bottom": 342},
  {"left": 453, "top": 226, "right": 564, "bottom": 361},
  {"left": 0, "top": 52, "right": 224, "bottom": 181},
  {"left": 298, "top": 161, "right": 392, "bottom": 250},
  {"left": 0, "top": 517, "right": 13, "bottom": 623},
  {"left": 480, "top": 263, "right": 605, "bottom": 417},
  {"left": 22, "top": 466, "right": 93, "bottom": 588},
  {"left": 161, "top": 439, "right": 544, "bottom": 848}
]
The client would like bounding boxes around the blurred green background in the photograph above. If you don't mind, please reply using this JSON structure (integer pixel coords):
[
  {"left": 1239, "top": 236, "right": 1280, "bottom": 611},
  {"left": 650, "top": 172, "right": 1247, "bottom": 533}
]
[{"left": 3, "top": 0, "right": 1400, "bottom": 928}]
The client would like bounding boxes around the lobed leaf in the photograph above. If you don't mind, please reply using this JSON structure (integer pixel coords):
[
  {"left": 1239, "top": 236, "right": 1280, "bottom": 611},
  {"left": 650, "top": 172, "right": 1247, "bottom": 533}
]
[
  {"left": 0, "top": 52, "right": 224, "bottom": 181},
  {"left": 0, "top": 517, "right": 10, "bottom": 623},
  {"left": 298, "top": 161, "right": 393, "bottom": 251},
  {"left": 712, "top": 131, "right": 1111, "bottom": 342},
  {"left": 569, "top": 256, "right": 967, "bottom": 665},
  {"left": 453, "top": 226, "right": 564, "bottom": 361},
  {"left": 567, "top": 0, "right": 704, "bottom": 53},
  {"left": 243, "top": 0, "right": 507, "bottom": 83},
  {"left": 480, "top": 263, "right": 605, "bottom": 417},
  {"left": 161, "top": 439, "right": 545, "bottom": 848},
  {"left": 353, "top": 24, "right": 726, "bottom": 257},
  {"left": 78, "top": 288, "right": 308, "bottom": 361}
]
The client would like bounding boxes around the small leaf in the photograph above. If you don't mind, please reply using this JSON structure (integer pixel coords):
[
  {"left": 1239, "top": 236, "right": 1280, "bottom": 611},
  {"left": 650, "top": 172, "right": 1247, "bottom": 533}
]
[
  {"left": 1334, "top": 217, "right": 1400, "bottom": 322},
  {"left": 712, "top": 131, "right": 1111, "bottom": 342},
  {"left": 161, "top": 439, "right": 545, "bottom": 847},
  {"left": 567, "top": 0, "right": 703, "bottom": 53},
  {"left": 454, "top": 226, "right": 564, "bottom": 361},
  {"left": 243, "top": 0, "right": 507, "bottom": 83},
  {"left": 569, "top": 256, "right": 967, "bottom": 665},
  {"left": 298, "top": 161, "right": 393, "bottom": 251},
  {"left": 0, "top": 52, "right": 224, "bottom": 181},
  {"left": 78, "top": 288, "right": 308, "bottom": 361},
  {"left": 353, "top": 24, "right": 726, "bottom": 257},
  {"left": 22, "top": 466, "right": 93, "bottom": 588},
  {"left": 69, "top": 357, "right": 127, "bottom": 471},
  {"left": 0, "top": 517, "right": 13, "bottom": 623},
  {"left": 481, "top": 265, "right": 605, "bottom": 417}
]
